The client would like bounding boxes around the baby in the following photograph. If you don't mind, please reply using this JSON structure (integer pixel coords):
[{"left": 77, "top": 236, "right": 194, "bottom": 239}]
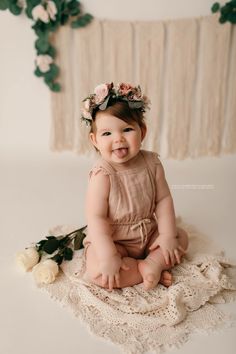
[{"left": 81, "top": 82, "right": 188, "bottom": 291}]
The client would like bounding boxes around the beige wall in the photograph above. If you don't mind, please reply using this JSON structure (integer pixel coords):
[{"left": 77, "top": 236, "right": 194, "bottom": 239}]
[{"left": 0, "top": 0, "right": 219, "bottom": 156}]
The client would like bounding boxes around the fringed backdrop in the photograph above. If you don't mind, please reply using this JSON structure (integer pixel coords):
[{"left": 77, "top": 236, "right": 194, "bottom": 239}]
[{"left": 50, "top": 14, "right": 236, "bottom": 159}]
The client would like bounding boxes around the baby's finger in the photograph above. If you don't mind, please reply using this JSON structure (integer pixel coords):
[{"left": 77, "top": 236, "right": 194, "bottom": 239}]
[
  {"left": 102, "top": 274, "right": 108, "bottom": 288},
  {"left": 163, "top": 250, "right": 170, "bottom": 266},
  {"left": 169, "top": 252, "right": 175, "bottom": 267},
  {"left": 108, "top": 277, "right": 114, "bottom": 291},
  {"left": 115, "top": 273, "right": 121, "bottom": 288},
  {"left": 174, "top": 249, "right": 181, "bottom": 264}
]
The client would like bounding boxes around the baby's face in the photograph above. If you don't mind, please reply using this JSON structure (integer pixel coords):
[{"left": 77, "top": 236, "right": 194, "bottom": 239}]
[{"left": 90, "top": 112, "right": 146, "bottom": 164}]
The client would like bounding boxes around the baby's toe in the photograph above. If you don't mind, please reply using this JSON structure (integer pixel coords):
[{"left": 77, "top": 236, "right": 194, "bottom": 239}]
[{"left": 160, "top": 270, "right": 172, "bottom": 287}]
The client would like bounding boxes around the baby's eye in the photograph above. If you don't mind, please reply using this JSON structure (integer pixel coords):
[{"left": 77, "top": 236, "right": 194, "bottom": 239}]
[
  {"left": 101, "top": 131, "right": 111, "bottom": 136},
  {"left": 123, "top": 127, "right": 134, "bottom": 132}
]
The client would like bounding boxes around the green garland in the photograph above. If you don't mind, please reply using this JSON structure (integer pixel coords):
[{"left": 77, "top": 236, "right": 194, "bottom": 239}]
[
  {"left": 0, "top": 0, "right": 93, "bottom": 91},
  {"left": 211, "top": 1, "right": 236, "bottom": 23}
]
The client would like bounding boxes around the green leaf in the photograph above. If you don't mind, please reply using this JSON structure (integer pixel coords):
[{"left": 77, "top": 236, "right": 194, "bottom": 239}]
[
  {"left": 51, "top": 253, "right": 64, "bottom": 265},
  {"left": 58, "top": 235, "right": 70, "bottom": 249},
  {"left": 9, "top": 3, "right": 22, "bottom": 15},
  {"left": 60, "top": 14, "right": 69, "bottom": 25},
  {"left": 34, "top": 67, "right": 44, "bottom": 77},
  {"left": 36, "top": 239, "right": 47, "bottom": 251},
  {"left": 228, "top": 12, "right": 236, "bottom": 23},
  {"left": 51, "top": 82, "right": 61, "bottom": 92},
  {"left": 69, "top": 8, "right": 81, "bottom": 17},
  {"left": 44, "top": 63, "right": 59, "bottom": 81},
  {"left": 73, "top": 231, "right": 85, "bottom": 250},
  {"left": 71, "top": 13, "right": 93, "bottom": 28},
  {"left": 63, "top": 247, "right": 73, "bottom": 261},
  {"left": 25, "top": 0, "right": 41, "bottom": 19},
  {"left": 43, "top": 238, "right": 59, "bottom": 254},
  {"left": 221, "top": 4, "right": 233, "bottom": 15},
  {"left": 211, "top": 2, "right": 220, "bottom": 13},
  {"left": 44, "top": 79, "right": 61, "bottom": 92},
  {"left": 219, "top": 14, "right": 228, "bottom": 23},
  {"left": 67, "top": 0, "right": 80, "bottom": 11},
  {"left": 35, "top": 37, "right": 50, "bottom": 53},
  {"left": 0, "top": 0, "right": 8, "bottom": 10},
  {"left": 47, "top": 45, "right": 57, "bottom": 58}
]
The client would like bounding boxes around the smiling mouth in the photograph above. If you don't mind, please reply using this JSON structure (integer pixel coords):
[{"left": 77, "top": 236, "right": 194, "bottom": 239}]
[{"left": 112, "top": 147, "right": 128, "bottom": 158}]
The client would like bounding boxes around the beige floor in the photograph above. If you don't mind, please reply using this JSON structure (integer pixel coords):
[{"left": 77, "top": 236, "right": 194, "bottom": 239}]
[{"left": 1, "top": 150, "right": 236, "bottom": 354}]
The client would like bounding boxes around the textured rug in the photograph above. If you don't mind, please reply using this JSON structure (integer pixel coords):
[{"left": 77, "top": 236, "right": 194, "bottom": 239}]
[{"left": 37, "top": 219, "right": 236, "bottom": 354}]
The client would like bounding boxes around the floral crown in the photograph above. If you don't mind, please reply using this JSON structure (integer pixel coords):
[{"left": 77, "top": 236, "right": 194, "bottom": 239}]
[{"left": 81, "top": 82, "right": 150, "bottom": 126}]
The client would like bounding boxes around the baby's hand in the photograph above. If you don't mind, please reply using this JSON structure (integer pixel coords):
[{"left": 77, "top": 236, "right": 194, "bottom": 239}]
[
  {"left": 96, "top": 253, "right": 129, "bottom": 291},
  {"left": 149, "top": 235, "right": 186, "bottom": 267}
]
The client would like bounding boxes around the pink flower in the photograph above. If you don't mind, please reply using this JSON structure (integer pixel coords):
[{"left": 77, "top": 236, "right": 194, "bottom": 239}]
[
  {"left": 36, "top": 54, "right": 53, "bottom": 73},
  {"left": 47, "top": 1, "right": 57, "bottom": 21},
  {"left": 32, "top": 1, "right": 57, "bottom": 23},
  {"left": 117, "top": 83, "right": 133, "bottom": 96},
  {"left": 129, "top": 86, "right": 142, "bottom": 100},
  {"left": 32, "top": 4, "right": 49, "bottom": 23},
  {"left": 94, "top": 84, "right": 109, "bottom": 104}
]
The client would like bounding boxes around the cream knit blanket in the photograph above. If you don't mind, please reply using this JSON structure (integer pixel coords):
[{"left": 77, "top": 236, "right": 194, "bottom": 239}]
[{"left": 37, "top": 219, "right": 236, "bottom": 354}]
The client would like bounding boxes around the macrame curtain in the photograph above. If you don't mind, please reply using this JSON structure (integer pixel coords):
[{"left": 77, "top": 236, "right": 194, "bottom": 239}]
[{"left": 50, "top": 14, "right": 236, "bottom": 159}]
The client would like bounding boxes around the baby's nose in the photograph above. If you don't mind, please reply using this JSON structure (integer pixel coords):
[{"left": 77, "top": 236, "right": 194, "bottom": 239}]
[{"left": 114, "top": 133, "right": 125, "bottom": 142}]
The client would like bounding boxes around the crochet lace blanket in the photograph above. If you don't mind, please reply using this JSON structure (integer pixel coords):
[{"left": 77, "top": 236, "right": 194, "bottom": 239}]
[{"left": 37, "top": 220, "right": 236, "bottom": 354}]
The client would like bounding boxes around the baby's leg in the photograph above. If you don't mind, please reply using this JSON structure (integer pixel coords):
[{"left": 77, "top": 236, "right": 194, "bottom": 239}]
[
  {"left": 138, "top": 227, "right": 189, "bottom": 290},
  {"left": 84, "top": 243, "right": 143, "bottom": 289}
]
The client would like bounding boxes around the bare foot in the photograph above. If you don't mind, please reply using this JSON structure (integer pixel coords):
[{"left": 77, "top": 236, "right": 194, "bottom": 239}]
[{"left": 138, "top": 258, "right": 170, "bottom": 290}]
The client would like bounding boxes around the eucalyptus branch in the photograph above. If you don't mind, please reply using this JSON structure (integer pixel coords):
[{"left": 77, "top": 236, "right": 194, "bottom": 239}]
[
  {"left": 212, "top": 1, "right": 236, "bottom": 24},
  {"left": 0, "top": 1, "right": 93, "bottom": 91}
]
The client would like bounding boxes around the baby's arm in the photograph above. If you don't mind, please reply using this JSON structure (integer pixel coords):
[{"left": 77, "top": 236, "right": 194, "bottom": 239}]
[
  {"left": 86, "top": 171, "right": 129, "bottom": 289},
  {"left": 149, "top": 163, "right": 185, "bottom": 266}
]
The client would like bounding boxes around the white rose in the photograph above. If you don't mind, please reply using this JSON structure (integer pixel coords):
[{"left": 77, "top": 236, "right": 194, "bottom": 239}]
[
  {"left": 36, "top": 54, "right": 53, "bottom": 73},
  {"left": 16, "top": 247, "right": 40, "bottom": 272},
  {"left": 84, "top": 99, "right": 90, "bottom": 111},
  {"left": 32, "top": 259, "right": 59, "bottom": 285},
  {"left": 47, "top": 1, "right": 57, "bottom": 21},
  {"left": 32, "top": 4, "right": 49, "bottom": 23},
  {"left": 81, "top": 108, "right": 92, "bottom": 119}
]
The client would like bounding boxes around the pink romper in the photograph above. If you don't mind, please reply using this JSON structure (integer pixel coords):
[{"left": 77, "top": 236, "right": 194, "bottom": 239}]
[{"left": 83, "top": 149, "right": 161, "bottom": 259}]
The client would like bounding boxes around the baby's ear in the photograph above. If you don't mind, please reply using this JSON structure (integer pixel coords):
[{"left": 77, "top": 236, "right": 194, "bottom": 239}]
[
  {"left": 141, "top": 124, "right": 147, "bottom": 141},
  {"left": 89, "top": 133, "right": 98, "bottom": 149}
]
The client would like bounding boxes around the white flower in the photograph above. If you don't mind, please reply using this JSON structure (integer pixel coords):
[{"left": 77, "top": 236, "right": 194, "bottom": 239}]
[
  {"left": 32, "top": 1, "right": 57, "bottom": 23},
  {"left": 32, "top": 259, "right": 59, "bottom": 285},
  {"left": 84, "top": 99, "right": 91, "bottom": 111},
  {"left": 36, "top": 54, "right": 53, "bottom": 73},
  {"left": 16, "top": 247, "right": 40, "bottom": 272},
  {"left": 47, "top": 1, "right": 57, "bottom": 21},
  {"left": 17, "top": 0, "right": 26, "bottom": 9},
  {"left": 82, "top": 109, "right": 92, "bottom": 120},
  {"left": 32, "top": 4, "right": 50, "bottom": 23}
]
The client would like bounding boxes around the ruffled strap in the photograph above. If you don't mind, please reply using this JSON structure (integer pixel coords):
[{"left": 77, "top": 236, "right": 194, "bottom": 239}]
[
  {"left": 140, "top": 150, "right": 161, "bottom": 176},
  {"left": 89, "top": 158, "right": 115, "bottom": 179}
]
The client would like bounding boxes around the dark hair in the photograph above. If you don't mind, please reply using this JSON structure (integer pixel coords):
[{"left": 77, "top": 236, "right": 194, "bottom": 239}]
[{"left": 90, "top": 101, "right": 146, "bottom": 133}]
